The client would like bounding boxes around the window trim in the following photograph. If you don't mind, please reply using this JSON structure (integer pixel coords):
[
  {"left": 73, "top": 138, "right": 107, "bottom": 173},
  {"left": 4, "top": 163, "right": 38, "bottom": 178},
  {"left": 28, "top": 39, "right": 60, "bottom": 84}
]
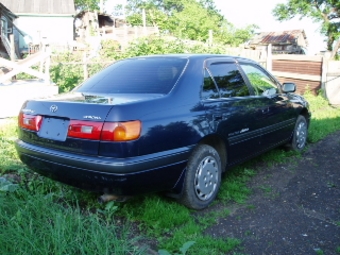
[
  {"left": 203, "top": 59, "right": 252, "bottom": 99},
  {"left": 202, "top": 67, "right": 221, "bottom": 99}
]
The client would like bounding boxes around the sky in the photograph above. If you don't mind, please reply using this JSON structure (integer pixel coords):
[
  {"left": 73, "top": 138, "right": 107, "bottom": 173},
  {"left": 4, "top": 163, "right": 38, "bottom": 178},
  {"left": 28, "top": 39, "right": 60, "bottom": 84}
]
[{"left": 105, "top": 0, "right": 328, "bottom": 55}]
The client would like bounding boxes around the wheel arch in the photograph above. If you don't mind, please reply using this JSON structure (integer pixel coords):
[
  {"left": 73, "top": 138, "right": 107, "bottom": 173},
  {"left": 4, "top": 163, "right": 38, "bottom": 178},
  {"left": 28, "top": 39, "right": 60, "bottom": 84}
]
[
  {"left": 299, "top": 108, "right": 311, "bottom": 126},
  {"left": 198, "top": 134, "right": 228, "bottom": 172}
]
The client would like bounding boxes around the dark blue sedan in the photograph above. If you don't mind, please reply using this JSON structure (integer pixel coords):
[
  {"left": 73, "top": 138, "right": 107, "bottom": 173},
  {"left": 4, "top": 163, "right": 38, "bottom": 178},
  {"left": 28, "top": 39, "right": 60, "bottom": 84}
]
[{"left": 15, "top": 54, "right": 310, "bottom": 209}]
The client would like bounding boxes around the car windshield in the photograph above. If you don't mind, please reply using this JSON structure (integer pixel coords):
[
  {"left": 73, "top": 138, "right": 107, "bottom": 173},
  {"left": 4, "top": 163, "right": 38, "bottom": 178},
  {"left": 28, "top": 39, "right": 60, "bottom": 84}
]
[{"left": 75, "top": 57, "right": 188, "bottom": 94}]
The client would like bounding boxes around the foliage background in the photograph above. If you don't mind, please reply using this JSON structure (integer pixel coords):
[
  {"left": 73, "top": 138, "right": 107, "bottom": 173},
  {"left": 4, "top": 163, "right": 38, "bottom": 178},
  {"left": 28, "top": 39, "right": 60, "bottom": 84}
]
[{"left": 49, "top": 36, "right": 231, "bottom": 93}]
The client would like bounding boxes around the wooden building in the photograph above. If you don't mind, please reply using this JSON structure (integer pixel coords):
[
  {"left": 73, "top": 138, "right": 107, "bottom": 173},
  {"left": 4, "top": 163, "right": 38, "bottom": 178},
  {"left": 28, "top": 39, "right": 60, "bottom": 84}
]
[
  {"left": 1, "top": 0, "right": 75, "bottom": 54},
  {"left": 249, "top": 30, "right": 308, "bottom": 55}
]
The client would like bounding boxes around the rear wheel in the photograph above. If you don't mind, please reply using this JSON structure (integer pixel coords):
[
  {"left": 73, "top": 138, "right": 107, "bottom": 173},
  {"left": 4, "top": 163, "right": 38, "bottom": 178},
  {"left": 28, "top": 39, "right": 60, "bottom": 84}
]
[
  {"left": 289, "top": 115, "right": 308, "bottom": 151},
  {"left": 178, "top": 144, "right": 221, "bottom": 210}
]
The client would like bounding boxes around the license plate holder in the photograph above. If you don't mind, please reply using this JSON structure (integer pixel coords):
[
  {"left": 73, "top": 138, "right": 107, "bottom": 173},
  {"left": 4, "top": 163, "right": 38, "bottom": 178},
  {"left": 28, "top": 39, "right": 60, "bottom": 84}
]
[{"left": 38, "top": 117, "right": 69, "bottom": 141}]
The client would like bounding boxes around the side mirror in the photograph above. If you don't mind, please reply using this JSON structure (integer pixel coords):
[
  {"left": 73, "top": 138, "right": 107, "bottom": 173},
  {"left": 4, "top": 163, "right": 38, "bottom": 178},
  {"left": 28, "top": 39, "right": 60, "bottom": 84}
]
[{"left": 282, "top": 83, "right": 296, "bottom": 93}]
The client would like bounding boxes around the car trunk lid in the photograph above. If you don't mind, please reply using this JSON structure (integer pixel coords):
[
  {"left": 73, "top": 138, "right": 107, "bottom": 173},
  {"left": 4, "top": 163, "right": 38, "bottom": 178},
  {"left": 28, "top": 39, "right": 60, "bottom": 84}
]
[{"left": 18, "top": 92, "right": 158, "bottom": 155}]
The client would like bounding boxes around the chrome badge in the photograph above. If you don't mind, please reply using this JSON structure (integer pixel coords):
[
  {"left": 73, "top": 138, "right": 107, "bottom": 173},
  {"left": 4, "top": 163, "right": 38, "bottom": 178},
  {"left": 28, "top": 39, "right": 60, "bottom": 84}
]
[
  {"left": 83, "top": 115, "right": 101, "bottom": 120},
  {"left": 50, "top": 105, "right": 58, "bottom": 113}
]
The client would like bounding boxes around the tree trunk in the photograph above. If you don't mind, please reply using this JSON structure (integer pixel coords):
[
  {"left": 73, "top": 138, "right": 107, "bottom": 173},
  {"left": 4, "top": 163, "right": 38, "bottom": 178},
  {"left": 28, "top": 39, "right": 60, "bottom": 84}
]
[
  {"left": 330, "top": 39, "right": 340, "bottom": 60},
  {"left": 327, "top": 33, "right": 335, "bottom": 51}
]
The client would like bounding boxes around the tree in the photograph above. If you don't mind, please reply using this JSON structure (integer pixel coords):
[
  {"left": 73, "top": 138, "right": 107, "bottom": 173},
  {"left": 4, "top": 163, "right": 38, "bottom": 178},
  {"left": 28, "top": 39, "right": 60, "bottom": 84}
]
[
  {"left": 125, "top": 0, "right": 256, "bottom": 46},
  {"left": 272, "top": 0, "right": 340, "bottom": 57},
  {"left": 168, "top": 0, "right": 223, "bottom": 41},
  {"left": 74, "top": 0, "right": 105, "bottom": 11}
]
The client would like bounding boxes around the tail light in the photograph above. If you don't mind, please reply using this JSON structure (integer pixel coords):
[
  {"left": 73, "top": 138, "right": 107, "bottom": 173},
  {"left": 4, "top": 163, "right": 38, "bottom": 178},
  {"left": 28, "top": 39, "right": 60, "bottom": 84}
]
[
  {"left": 68, "top": 120, "right": 141, "bottom": 141},
  {"left": 18, "top": 113, "right": 43, "bottom": 131},
  {"left": 19, "top": 114, "right": 141, "bottom": 142},
  {"left": 101, "top": 120, "right": 141, "bottom": 141},
  {"left": 68, "top": 120, "right": 104, "bottom": 140}
]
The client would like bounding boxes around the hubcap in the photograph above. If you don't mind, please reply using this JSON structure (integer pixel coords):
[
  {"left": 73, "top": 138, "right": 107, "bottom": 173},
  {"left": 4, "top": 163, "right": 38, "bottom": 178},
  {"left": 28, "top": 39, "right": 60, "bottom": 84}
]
[
  {"left": 296, "top": 121, "right": 307, "bottom": 149},
  {"left": 194, "top": 156, "right": 219, "bottom": 201}
]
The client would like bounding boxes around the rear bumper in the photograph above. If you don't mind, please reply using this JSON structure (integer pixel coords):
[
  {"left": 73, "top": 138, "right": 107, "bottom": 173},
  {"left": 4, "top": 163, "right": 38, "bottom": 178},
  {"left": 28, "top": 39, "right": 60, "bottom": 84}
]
[{"left": 15, "top": 139, "right": 190, "bottom": 195}]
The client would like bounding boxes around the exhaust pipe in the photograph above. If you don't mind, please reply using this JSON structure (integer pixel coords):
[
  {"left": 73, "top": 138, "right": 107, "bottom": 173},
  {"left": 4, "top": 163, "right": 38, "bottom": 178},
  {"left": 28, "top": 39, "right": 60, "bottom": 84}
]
[{"left": 98, "top": 194, "right": 129, "bottom": 203}]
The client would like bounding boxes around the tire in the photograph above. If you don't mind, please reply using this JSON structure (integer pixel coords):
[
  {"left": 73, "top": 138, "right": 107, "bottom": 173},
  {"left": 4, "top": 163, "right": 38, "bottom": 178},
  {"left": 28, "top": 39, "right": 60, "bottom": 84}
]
[
  {"left": 178, "top": 144, "right": 222, "bottom": 210},
  {"left": 289, "top": 115, "right": 308, "bottom": 151}
]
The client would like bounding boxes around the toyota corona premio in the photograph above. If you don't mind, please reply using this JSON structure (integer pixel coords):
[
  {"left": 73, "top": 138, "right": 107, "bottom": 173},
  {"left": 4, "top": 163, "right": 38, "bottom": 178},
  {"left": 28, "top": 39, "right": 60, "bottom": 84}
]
[{"left": 15, "top": 54, "right": 310, "bottom": 209}]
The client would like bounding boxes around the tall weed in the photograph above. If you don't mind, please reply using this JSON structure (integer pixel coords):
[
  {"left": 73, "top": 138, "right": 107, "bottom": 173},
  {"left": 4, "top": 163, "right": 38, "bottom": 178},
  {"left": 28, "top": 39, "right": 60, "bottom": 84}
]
[{"left": 0, "top": 190, "right": 141, "bottom": 255}]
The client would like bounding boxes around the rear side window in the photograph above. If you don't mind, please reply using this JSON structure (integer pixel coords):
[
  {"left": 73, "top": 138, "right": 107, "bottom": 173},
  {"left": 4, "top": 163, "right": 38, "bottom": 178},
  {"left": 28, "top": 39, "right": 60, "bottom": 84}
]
[
  {"left": 76, "top": 58, "right": 187, "bottom": 94},
  {"left": 207, "top": 63, "right": 250, "bottom": 97}
]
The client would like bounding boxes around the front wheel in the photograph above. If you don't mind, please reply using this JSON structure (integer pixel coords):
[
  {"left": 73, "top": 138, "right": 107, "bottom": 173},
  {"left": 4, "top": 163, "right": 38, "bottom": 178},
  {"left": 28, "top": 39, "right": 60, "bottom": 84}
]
[
  {"left": 178, "top": 144, "right": 221, "bottom": 210},
  {"left": 288, "top": 115, "right": 308, "bottom": 151}
]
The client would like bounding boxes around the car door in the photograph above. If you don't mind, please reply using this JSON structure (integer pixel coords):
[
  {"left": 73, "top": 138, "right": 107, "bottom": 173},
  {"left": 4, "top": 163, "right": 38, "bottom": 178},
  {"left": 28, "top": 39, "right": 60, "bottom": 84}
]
[
  {"left": 239, "top": 62, "right": 297, "bottom": 150},
  {"left": 202, "top": 59, "right": 265, "bottom": 165}
]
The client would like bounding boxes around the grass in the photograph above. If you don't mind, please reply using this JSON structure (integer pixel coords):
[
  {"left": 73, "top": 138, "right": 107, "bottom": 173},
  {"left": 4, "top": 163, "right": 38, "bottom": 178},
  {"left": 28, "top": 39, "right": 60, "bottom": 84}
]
[
  {"left": 1, "top": 92, "right": 340, "bottom": 254},
  {"left": 0, "top": 120, "right": 143, "bottom": 255},
  {"left": 337, "top": 246, "right": 340, "bottom": 253},
  {"left": 0, "top": 190, "right": 141, "bottom": 255},
  {"left": 305, "top": 92, "right": 340, "bottom": 142}
]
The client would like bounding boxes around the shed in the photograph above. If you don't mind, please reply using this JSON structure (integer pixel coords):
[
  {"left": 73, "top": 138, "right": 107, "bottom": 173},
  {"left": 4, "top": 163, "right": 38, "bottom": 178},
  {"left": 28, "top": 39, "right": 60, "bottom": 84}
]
[
  {"left": 1, "top": 0, "right": 75, "bottom": 54},
  {"left": 249, "top": 29, "right": 308, "bottom": 54}
]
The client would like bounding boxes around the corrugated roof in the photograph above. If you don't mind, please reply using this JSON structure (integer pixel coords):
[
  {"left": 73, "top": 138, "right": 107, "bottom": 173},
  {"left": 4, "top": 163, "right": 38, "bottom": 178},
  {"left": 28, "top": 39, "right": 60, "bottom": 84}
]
[
  {"left": 1, "top": 0, "right": 75, "bottom": 15},
  {"left": 250, "top": 30, "right": 306, "bottom": 46}
]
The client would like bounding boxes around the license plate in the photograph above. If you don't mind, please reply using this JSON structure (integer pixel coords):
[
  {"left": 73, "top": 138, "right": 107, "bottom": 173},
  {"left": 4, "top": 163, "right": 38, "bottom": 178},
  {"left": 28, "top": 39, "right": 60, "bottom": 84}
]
[{"left": 38, "top": 117, "right": 69, "bottom": 141}]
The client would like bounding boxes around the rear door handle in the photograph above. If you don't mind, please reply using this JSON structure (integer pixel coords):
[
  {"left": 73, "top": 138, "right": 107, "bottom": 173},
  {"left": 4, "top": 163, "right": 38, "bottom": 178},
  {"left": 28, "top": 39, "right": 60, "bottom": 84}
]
[
  {"left": 213, "top": 113, "right": 228, "bottom": 121},
  {"left": 213, "top": 114, "right": 222, "bottom": 121}
]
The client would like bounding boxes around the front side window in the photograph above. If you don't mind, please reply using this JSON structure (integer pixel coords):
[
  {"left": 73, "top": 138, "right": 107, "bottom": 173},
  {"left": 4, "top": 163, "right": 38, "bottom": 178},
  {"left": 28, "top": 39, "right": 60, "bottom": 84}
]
[
  {"left": 207, "top": 63, "right": 250, "bottom": 98},
  {"left": 240, "top": 64, "right": 278, "bottom": 95},
  {"left": 76, "top": 57, "right": 188, "bottom": 94}
]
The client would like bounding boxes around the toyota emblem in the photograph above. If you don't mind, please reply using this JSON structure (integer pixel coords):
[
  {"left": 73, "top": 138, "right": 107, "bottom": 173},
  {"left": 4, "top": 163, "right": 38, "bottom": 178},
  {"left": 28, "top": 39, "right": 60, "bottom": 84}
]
[{"left": 50, "top": 105, "right": 58, "bottom": 113}]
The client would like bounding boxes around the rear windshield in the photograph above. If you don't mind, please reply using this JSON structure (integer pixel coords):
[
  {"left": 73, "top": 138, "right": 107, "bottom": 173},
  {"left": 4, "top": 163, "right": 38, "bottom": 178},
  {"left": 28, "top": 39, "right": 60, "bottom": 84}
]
[{"left": 75, "top": 57, "right": 188, "bottom": 94}]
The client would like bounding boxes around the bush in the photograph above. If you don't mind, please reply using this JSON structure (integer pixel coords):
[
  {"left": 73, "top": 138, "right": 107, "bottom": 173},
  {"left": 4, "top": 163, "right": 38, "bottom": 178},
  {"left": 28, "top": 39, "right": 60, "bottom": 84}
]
[
  {"left": 117, "top": 36, "right": 227, "bottom": 60},
  {"left": 47, "top": 36, "right": 228, "bottom": 92}
]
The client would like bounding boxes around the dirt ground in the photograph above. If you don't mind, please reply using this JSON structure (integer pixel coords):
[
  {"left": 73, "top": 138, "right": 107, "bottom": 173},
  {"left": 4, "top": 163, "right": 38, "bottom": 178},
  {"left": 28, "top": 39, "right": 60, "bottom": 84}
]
[{"left": 205, "top": 131, "right": 340, "bottom": 255}]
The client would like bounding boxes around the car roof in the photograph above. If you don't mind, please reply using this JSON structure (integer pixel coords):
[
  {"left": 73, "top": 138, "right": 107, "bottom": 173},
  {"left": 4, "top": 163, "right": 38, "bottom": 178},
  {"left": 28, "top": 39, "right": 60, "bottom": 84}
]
[{"left": 126, "top": 54, "right": 259, "bottom": 65}]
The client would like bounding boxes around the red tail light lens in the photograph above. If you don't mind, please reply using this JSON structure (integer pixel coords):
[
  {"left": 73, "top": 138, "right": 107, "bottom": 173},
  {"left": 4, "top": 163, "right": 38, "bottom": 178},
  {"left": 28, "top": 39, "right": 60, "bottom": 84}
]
[
  {"left": 19, "top": 113, "right": 42, "bottom": 131},
  {"left": 101, "top": 120, "right": 141, "bottom": 141},
  {"left": 19, "top": 114, "right": 141, "bottom": 142},
  {"left": 68, "top": 120, "right": 103, "bottom": 140}
]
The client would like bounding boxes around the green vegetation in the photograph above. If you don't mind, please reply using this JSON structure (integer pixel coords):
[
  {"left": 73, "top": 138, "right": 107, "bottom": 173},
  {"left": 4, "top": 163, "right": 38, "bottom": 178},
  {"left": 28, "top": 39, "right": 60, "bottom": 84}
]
[
  {"left": 305, "top": 91, "right": 340, "bottom": 142},
  {"left": 336, "top": 246, "right": 340, "bottom": 253},
  {"left": 125, "top": 0, "right": 257, "bottom": 46},
  {"left": 41, "top": 36, "right": 231, "bottom": 93},
  {"left": 316, "top": 249, "right": 324, "bottom": 255},
  {"left": 1, "top": 92, "right": 340, "bottom": 254},
  {"left": 0, "top": 190, "right": 140, "bottom": 255},
  {"left": 75, "top": 0, "right": 257, "bottom": 46},
  {"left": 74, "top": 0, "right": 104, "bottom": 11}
]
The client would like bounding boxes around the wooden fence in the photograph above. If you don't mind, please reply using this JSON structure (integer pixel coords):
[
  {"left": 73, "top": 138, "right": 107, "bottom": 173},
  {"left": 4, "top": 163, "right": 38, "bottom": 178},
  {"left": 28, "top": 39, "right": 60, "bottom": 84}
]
[
  {"left": 270, "top": 55, "right": 324, "bottom": 94},
  {"left": 266, "top": 54, "right": 340, "bottom": 106},
  {"left": 232, "top": 46, "right": 339, "bottom": 100}
]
